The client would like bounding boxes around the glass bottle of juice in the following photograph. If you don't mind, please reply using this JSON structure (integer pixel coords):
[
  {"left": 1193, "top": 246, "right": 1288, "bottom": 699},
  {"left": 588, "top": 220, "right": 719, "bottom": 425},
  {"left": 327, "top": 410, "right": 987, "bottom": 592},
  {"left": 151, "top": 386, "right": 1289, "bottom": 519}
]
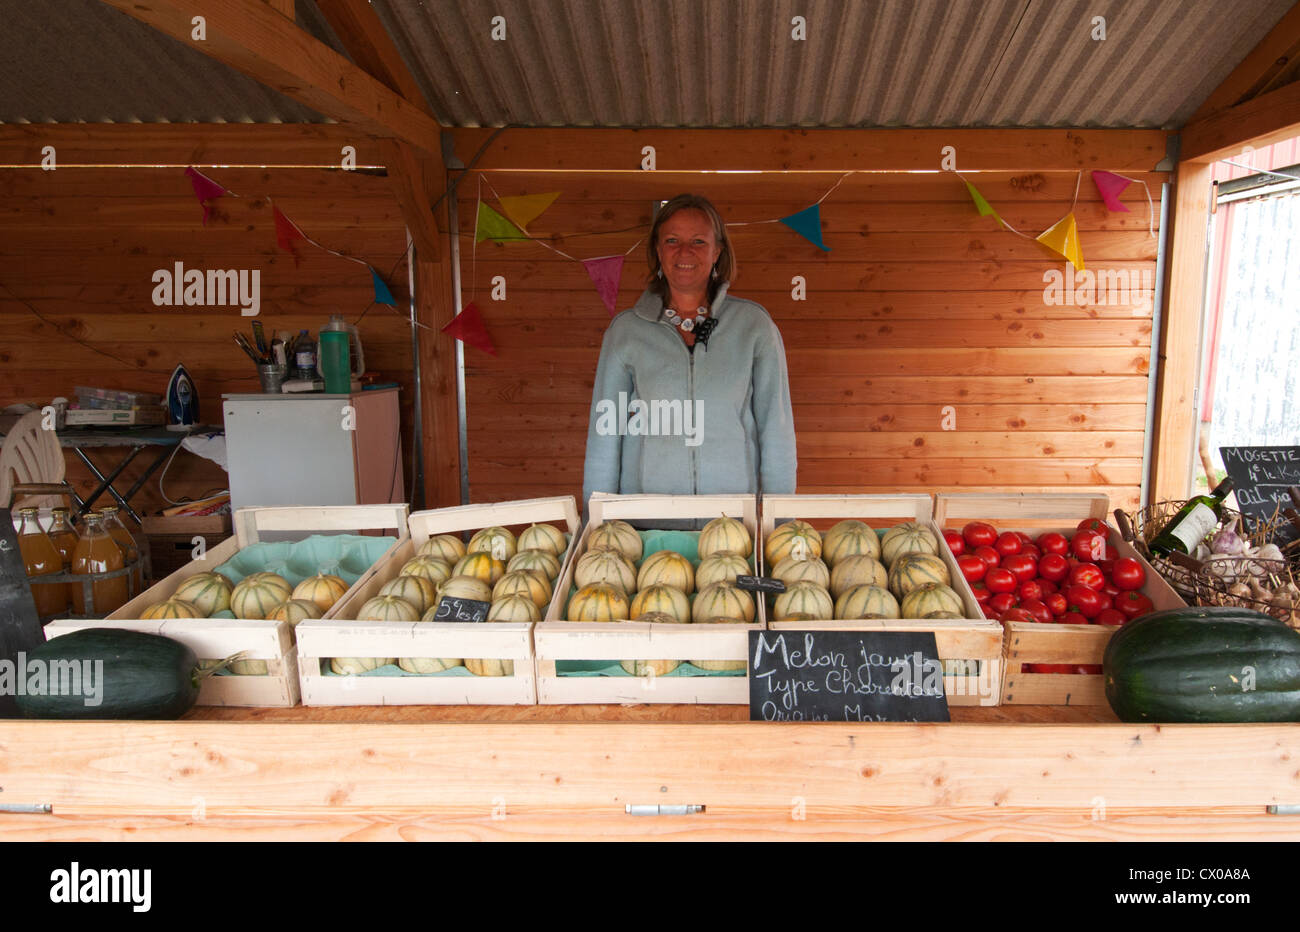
[
  {"left": 48, "top": 506, "right": 80, "bottom": 570},
  {"left": 71, "top": 513, "right": 128, "bottom": 615},
  {"left": 16, "top": 506, "right": 68, "bottom": 618},
  {"left": 99, "top": 506, "right": 142, "bottom": 596}
]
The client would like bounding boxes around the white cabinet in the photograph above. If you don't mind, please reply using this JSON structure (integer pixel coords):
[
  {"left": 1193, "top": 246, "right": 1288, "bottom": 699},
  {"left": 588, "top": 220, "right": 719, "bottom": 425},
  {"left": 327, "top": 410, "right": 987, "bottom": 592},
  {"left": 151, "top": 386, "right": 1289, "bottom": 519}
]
[{"left": 223, "top": 388, "right": 404, "bottom": 509}]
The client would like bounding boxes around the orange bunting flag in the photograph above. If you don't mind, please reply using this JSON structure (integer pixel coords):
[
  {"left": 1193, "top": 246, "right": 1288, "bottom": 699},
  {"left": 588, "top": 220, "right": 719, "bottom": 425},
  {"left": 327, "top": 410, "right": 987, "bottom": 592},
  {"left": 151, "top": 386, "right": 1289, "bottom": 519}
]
[
  {"left": 1036, "top": 212, "right": 1084, "bottom": 271},
  {"left": 442, "top": 301, "right": 496, "bottom": 356},
  {"left": 497, "top": 192, "right": 560, "bottom": 232}
]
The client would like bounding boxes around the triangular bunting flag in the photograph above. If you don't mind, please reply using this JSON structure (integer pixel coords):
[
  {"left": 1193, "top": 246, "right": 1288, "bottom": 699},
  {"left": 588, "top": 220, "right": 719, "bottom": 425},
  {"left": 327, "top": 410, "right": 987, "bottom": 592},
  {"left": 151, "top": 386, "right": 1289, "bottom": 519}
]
[
  {"left": 475, "top": 203, "right": 528, "bottom": 243},
  {"left": 442, "top": 301, "right": 496, "bottom": 355},
  {"left": 370, "top": 267, "right": 396, "bottom": 306},
  {"left": 964, "top": 180, "right": 1003, "bottom": 225},
  {"left": 497, "top": 192, "right": 560, "bottom": 232},
  {"left": 582, "top": 256, "right": 625, "bottom": 315},
  {"left": 1036, "top": 212, "right": 1084, "bottom": 271},
  {"left": 184, "top": 166, "right": 228, "bottom": 225},
  {"left": 1091, "top": 171, "right": 1132, "bottom": 212},
  {"left": 779, "top": 204, "right": 830, "bottom": 251},
  {"left": 273, "top": 206, "right": 306, "bottom": 265}
]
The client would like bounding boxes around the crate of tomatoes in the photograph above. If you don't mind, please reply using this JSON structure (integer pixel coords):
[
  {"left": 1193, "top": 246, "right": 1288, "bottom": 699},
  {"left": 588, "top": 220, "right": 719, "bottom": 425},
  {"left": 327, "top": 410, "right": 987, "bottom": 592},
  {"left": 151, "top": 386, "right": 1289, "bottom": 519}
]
[{"left": 932, "top": 492, "right": 1186, "bottom": 706}]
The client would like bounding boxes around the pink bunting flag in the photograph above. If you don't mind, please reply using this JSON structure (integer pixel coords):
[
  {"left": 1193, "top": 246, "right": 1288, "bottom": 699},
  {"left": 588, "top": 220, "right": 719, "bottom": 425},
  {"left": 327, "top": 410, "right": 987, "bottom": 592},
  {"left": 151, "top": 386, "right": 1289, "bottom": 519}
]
[
  {"left": 1091, "top": 171, "right": 1132, "bottom": 212},
  {"left": 184, "top": 167, "right": 229, "bottom": 225},
  {"left": 582, "top": 256, "right": 625, "bottom": 315},
  {"left": 442, "top": 301, "right": 496, "bottom": 356}
]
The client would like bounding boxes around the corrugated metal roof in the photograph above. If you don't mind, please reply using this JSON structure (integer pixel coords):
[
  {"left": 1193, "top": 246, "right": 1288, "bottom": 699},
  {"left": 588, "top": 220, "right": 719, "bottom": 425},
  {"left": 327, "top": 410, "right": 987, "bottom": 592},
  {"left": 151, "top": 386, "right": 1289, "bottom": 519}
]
[
  {"left": 0, "top": 0, "right": 1293, "bottom": 128},
  {"left": 0, "top": 0, "right": 329, "bottom": 123},
  {"left": 365, "top": 0, "right": 1296, "bottom": 129}
]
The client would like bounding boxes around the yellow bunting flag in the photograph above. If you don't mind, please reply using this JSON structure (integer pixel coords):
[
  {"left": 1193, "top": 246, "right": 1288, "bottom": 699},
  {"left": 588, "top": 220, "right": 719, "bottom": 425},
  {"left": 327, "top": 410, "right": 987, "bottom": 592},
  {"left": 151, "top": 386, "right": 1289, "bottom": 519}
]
[
  {"left": 497, "top": 192, "right": 560, "bottom": 232},
  {"left": 1036, "top": 212, "right": 1084, "bottom": 271},
  {"left": 475, "top": 203, "right": 528, "bottom": 243},
  {"left": 964, "top": 180, "right": 1002, "bottom": 226}
]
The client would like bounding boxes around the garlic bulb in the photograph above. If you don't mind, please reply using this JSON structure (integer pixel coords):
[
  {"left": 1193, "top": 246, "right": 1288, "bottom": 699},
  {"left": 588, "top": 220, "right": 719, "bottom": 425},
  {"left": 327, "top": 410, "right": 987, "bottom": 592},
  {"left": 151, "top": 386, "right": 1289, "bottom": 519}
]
[{"left": 1211, "top": 517, "right": 1247, "bottom": 556}]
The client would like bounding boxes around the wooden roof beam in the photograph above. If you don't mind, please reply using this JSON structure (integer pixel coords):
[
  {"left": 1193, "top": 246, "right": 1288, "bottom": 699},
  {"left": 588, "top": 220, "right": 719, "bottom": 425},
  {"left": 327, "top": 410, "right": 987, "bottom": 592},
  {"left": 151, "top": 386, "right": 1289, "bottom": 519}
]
[
  {"left": 1189, "top": 3, "right": 1300, "bottom": 123},
  {"left": 97, "top": 0, "right": 441, "bottom": 153},
  {"left": 1180, "top": 78, "right": 1300, "bottom": 162},
  {"left": 313, "top": 0, "right": 431, "bottom": 113}
]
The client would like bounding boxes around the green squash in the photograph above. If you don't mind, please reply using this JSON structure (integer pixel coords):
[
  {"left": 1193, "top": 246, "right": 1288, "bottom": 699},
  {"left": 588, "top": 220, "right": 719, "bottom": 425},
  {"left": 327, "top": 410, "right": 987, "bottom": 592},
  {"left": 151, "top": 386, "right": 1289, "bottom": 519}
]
[
  {"left": 15, "top": 628, "right": 200, "bottom": 720},
  {"left": 1103, "top": 607, "right": 1300, "bottom": 723}
]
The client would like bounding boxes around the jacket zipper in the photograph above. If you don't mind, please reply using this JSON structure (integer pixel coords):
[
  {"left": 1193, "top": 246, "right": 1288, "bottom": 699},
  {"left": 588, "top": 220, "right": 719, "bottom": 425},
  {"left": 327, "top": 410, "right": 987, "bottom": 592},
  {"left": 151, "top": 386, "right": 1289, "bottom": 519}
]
[{"left": 659, "top": 316, "right": 699, "bottom": 495}]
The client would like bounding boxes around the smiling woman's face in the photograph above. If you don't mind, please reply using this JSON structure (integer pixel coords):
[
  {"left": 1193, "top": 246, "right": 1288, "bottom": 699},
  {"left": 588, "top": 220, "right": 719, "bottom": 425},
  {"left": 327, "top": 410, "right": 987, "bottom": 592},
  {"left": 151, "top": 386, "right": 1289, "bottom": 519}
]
[{"left": 656, "top": 208, "right": 721, "bottom": 299}]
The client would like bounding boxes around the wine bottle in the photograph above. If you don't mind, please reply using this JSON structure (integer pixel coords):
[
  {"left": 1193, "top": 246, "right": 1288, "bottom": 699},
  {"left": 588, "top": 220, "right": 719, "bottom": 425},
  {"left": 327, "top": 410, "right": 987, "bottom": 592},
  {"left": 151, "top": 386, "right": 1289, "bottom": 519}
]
[{"left": 1149, "top": 478, "right": 1234, "bottom": 556}]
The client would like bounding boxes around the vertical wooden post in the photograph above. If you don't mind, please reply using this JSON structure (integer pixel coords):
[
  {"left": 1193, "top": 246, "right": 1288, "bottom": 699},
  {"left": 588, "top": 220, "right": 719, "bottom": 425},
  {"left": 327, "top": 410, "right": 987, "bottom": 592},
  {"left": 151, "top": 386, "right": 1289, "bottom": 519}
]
[
  {"left": 1150, "top": 160, "right": 1213, "bottom": 503},
  {"left": 416, "top": 250, "right": 462, "bottom": 508}
]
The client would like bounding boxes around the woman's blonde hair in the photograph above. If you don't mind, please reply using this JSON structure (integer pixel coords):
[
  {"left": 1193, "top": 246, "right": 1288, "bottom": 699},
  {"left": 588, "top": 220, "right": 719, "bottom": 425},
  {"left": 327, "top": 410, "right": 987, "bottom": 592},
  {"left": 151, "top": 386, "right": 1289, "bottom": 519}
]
[{"left": 645, "top": 193, "right": 736, "bottom": 302}]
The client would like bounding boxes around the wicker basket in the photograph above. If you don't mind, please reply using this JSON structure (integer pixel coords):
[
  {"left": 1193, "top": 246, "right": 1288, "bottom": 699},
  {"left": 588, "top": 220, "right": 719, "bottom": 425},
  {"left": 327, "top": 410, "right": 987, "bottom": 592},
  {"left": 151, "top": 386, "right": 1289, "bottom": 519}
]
[{"left": 1123, "top": 502, "right": 1299, "bottom": 626}]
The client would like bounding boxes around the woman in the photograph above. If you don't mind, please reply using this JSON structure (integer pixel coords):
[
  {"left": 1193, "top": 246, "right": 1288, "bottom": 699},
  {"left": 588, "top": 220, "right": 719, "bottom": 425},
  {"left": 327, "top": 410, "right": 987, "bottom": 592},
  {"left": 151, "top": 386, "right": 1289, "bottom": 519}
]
[{"left": 581, "top": 193, "right": 797, "bottom": 510}]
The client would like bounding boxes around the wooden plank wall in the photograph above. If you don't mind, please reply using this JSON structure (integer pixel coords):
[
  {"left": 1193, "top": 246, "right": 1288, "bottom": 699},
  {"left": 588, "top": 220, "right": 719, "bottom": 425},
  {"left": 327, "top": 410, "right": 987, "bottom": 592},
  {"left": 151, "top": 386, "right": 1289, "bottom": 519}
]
[
  {"left": 458, "top": 169, "right": 1164, "bottom": 512},
  {"left": 0, "top": 166, "right": 415, "bottom": 516}
]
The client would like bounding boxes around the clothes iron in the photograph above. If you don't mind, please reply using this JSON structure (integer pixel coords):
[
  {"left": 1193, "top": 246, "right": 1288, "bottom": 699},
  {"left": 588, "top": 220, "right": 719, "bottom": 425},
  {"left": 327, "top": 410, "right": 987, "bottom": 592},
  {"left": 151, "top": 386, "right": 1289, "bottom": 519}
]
[{"left": 165, "top": 363, "right": 199, "bottom": 431}]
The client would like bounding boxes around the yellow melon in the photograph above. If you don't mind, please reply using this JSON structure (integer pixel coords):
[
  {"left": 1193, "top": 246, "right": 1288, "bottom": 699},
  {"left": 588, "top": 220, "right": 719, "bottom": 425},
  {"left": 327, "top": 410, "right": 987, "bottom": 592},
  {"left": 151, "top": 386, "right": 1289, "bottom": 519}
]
[
  {"left": 379, "top": 574, "right": 439, "bottom": 614},
  {"left": 170, "top": 572, "right": 232, "bottom": 617},
  {"left": 764, "top": 520, "right": 822, "bottom": 565},
  {"left": 574, "top": 547, "right": 637, "bottom": 593},
  {"left": 629, "top": 584, "right": 691, "bottom": 624},
  {"left": 698, "top": 514, "right": 752, "bottom": 559},
  {"left": 292, "top": 573, "right": 349, "bottom": 613},
  {"left": 467, "top": 525, "right": 518, "bottom": 561},
  {"left": 567, "top": 582, "right": 629, "bottom": 622},
  {"left": 517, "top": 522, "right": 567, "bottom": 556},
  {"left": 417, "top": 534, "right": 466, "bottom": 564},
  {"left": 586, "top": 520, "right": 642, "bottom": 563},
  {"left": 636, "top": 550, "right": 695, "bottom": 594}
]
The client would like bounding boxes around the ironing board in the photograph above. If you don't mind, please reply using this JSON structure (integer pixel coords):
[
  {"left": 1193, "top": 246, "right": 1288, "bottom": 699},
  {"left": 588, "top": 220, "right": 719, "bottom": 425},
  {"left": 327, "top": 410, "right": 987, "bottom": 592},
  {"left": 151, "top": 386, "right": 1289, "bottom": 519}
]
[{"left": 56, "top": 427, "right": 193, "bottom": 524}]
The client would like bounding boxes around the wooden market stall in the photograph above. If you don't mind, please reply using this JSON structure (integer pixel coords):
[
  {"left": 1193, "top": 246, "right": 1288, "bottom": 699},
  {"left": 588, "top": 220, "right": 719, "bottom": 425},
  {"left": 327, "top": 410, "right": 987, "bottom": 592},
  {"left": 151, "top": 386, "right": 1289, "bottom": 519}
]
[{"left": 3, "top": 0, "right": 1300, "bottom": 843}]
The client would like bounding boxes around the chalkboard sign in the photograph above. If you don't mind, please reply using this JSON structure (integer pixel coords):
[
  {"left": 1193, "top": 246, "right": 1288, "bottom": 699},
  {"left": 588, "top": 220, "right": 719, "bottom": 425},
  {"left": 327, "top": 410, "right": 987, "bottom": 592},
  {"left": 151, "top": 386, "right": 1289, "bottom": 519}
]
[
  {"left": 429, "top": 596, "right": 491, "bottom": 623},
  {"left": 0, "top": 509, "right": 46, "bottom": 718},
  {"left": 1219, "top": 446, "right": 1300, "bottom": 546},
  {"left": 748, "top": 630, "right": 951, "bottom": 722},
  {"left": 735, "top": 575, "right": 785, "bottom": 594}
]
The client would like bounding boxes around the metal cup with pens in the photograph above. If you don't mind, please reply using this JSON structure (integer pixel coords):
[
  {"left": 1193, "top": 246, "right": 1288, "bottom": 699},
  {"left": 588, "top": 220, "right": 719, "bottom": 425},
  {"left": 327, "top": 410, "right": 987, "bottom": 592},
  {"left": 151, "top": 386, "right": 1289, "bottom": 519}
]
[{"left": 234, "top": 322, "right": 288, "bottom": 393}]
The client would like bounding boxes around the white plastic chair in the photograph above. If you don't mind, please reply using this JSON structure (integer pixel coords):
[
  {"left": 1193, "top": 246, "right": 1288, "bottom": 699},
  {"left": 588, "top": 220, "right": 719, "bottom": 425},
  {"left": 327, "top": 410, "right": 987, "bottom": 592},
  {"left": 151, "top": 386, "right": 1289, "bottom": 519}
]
[{"left": 0, "top": 410, "right": 71, "bottom": 510}]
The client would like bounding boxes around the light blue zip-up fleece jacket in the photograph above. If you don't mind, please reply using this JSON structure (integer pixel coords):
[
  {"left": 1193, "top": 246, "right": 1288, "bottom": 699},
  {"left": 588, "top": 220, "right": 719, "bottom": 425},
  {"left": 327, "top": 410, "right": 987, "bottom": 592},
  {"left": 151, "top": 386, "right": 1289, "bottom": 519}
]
[{"left": 582, "top": 284, "right": 797, "bottom": 513}]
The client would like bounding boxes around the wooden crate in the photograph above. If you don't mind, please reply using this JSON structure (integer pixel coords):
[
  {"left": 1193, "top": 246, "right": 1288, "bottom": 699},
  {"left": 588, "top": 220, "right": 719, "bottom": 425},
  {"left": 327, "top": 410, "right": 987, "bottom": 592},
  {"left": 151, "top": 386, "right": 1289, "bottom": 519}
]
[
  {"left": 42, "top": 618, "right": 299, "bottom": 707},
  {"left": 762, "top": 494, "right": 1003, "bottom": 707},
  {"left": 534, "top": 492, "right": 760, "bottom": 705},
  {"left": 933, "top": 492, "right": 1186, "bottom": 706},
  {"left": 48, "top": 504, "right": 410, "bottom": 708},
  {"left": 296, "top": 496, "right": 581, "bottom": 706}
]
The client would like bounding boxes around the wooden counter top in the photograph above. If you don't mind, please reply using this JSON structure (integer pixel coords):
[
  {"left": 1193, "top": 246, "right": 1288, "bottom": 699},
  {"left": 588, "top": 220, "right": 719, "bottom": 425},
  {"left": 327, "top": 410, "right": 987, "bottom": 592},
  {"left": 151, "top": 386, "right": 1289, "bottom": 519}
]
[{"left": 2, "top": 702, "right": 1297, "bottom": 841}]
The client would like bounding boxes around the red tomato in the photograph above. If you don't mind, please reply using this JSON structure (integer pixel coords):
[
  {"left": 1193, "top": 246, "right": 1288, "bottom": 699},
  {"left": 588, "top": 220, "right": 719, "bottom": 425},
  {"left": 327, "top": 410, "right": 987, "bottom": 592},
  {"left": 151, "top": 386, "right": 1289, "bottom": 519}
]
[
  {"left": 1068, "top": 563, "right": 1105, "bottom": 591},
  {"left": 942, "top": 529, "right": 965, "bottom": 557},
  {"left": 1019, "top": 543, "right": 1042, "bottom": 561},
  {"left": 1095, "top": 590, "right": 1114, "bottom": 613},
  {"left": 1115, "top": 590, "right": 1155, "bottom": 621},
  {"left": 1001, "top": 553, "right": 1038, "bottom": 583},
  {"left": 1016, "top": 531, "right": 1034, "bottom": 547},
  {"left": 1111, "top": 557, "right": 1147, "bottom": 591},
  {"left": 1036, "top": 578, "right": 1058, "bottom": 597},
  {"left": 973, "top": 546, "right": 1000, "bottom": 571},
  {"left": 994, "top": 532, "right": 1022, "bottom": 557},
  {"left": 1038, "top": 553, "right": 1070, "bottom": 582},
  {"left": 1018, "top": 579, "right": 1044, "bottom": 602},
  {"left": 962, "top": 521, "right": 998, "bottom": 549},
  {"left": 956, "top": 554, "right": 987, "bottom": 583},
  {"left": 987, "top": 592, "right": 1020, "bottom": 615},
  {"left": 1097, "top": 559, "right": 1115, "bottom": 577},
  {"left": 1101, "top": 580, "right": 1121, "bottom": 599},
  {"left": 985, "top": 567, "right": 1017, "bottom": 594},
  {"left": 1094, "top": 608, "right": 1126, "bottom": 626},
  {"left": 998, "top": 608, "right": 1037, "bottom": 624},
  {"left": 1065, "top": 584, "right": 1105, "bottom": 618},
  {"left": 1044, "top": 592, "right": 1068, "bottom": 616},
  {"left": 1059, "top": 606, "right": 1090, "bottom": 624},
  {"left": 1036, "top": 532, "right": 1070, "bottom": 556},
  {"left": 1071, "top": 530, "right": 1107, "bottom": 563},
  {"left": 1019, "top": 599, "right": 1052, "bottom": 624},
  {"left": 1077, "top": 518, "right": 1112, "bottom": 541},
  {"left": 969, "top": 581, "right": 992, "bottom": 605}
]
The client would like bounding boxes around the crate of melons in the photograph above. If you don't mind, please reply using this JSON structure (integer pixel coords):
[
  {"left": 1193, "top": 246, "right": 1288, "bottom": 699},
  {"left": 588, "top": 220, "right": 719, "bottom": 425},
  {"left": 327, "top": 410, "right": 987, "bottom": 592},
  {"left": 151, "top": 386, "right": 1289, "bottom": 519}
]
[
  {"left": 533, "top": 492, "right": 762, "bottom": 705},
  {"left": 294, "top": 496, "right": 581, "bottom": 705},
  {"left": 44, "top": 504, "right": 409, "bottom": 708},
  {"left": 933, "top": 492, "right": 1185, "bottom": 707},
  {"left": 759, "top": 494, "right": 1005, "bottom": 707}
]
